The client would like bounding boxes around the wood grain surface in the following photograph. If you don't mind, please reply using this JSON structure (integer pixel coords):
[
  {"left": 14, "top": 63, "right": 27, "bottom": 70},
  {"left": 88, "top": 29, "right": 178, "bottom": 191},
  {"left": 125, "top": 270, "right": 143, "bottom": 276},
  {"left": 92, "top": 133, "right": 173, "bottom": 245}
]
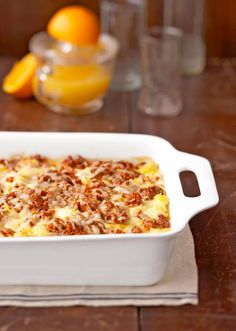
[
  {"left": 0, "top": 307, "right": 138, "bottom": 331},
  {"left": 0, "top": 0, "right": 236, "bottom": 57},
  {"left": 0, "top": 56, "right": 235, "bottom": 330}
]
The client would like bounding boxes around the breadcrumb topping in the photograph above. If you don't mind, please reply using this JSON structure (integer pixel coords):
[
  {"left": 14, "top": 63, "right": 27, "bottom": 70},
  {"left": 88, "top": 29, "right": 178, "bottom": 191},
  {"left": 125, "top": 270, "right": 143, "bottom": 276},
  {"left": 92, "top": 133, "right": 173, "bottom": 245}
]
[{"left": 0, "top": 155, "right": 170, "bottom": 237}]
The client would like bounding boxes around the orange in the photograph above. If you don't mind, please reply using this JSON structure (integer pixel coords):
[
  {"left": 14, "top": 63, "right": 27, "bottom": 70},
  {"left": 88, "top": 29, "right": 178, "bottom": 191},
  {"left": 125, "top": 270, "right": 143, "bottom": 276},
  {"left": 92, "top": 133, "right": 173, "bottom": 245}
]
[
  {"left": 2, "top": 53, "right": 37, "bottom": 99},
  {"left": 47, "top": 6, "right": 100, "bottom": 46}
]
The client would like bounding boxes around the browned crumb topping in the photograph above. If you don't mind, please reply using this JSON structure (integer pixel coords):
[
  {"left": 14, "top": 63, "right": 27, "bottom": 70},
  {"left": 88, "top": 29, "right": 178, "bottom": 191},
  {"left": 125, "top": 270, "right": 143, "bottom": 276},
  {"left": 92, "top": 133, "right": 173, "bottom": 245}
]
[{"left": 0, "top": 155, "right": 170, "bottom": 237}]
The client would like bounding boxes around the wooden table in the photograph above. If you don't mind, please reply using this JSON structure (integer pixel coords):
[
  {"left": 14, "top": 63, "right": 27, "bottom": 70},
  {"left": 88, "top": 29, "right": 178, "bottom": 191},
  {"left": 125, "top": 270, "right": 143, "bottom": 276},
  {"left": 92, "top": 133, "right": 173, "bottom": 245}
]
[{"left": 0, "top": 57, "right": 235, "bottom": 331}]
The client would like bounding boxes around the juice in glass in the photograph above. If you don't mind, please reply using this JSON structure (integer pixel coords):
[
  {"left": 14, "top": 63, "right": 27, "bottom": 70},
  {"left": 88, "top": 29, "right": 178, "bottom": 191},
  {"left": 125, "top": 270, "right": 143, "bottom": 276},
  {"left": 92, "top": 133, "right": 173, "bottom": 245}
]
[{"left": 30, "top": 33, "right": 118, "bottom": 115}]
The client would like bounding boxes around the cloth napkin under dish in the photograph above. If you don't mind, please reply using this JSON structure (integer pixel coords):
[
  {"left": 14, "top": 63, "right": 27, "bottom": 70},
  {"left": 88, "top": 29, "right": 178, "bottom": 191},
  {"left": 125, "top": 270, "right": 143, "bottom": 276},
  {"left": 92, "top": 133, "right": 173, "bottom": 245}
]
[{"left": 0, "top": 225, "right": 198, "bottom": 307}]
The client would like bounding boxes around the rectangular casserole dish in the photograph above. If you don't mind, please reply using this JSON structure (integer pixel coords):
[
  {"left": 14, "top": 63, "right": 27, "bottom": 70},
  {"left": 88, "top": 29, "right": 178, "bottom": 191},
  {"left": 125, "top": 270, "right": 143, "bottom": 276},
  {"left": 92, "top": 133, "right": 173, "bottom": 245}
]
[{"left": 0, "top": 132, "right": 219, "bottom": 286}]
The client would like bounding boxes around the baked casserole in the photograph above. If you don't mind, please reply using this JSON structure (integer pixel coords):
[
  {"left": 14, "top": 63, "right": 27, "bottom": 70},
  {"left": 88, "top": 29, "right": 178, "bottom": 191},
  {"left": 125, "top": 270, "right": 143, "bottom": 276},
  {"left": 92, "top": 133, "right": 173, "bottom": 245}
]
[{"left": 0, "top": 155, "right": 170, "bottom": 237}]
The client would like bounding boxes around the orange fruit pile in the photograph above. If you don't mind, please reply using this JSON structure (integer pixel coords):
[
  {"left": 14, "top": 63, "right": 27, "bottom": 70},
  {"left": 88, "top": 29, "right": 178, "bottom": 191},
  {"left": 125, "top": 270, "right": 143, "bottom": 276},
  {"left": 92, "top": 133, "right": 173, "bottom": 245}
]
[{"left": 2, "top": 6, "right": 100, "bottom": 99}]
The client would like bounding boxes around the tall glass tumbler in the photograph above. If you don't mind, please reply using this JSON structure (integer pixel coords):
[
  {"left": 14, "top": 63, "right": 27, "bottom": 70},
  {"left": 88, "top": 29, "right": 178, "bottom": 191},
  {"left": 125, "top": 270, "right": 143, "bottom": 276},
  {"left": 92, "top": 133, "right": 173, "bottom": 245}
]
[
  {"left": 163, "top": 0, "right": 206, "bottom": 75},
  {"left": 101, "top": 0, "right": 146, "bottom": 91},
  {"left": 138, "top": 27, "right": 182, "bottom": 117}
]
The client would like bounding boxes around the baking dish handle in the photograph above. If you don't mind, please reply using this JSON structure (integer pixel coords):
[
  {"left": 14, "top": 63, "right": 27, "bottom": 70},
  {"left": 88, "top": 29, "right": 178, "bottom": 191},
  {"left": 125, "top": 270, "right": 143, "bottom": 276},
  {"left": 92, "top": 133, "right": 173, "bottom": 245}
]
[{"left": 176, "top": 152, "right": 219, "bottom": 219}]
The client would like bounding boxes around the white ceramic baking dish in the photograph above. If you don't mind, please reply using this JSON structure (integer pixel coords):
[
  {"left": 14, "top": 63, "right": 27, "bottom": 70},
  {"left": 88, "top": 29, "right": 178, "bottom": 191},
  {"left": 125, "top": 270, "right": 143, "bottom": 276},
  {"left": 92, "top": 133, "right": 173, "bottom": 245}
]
[{"left": 0, "top": 132, "right": 219, "bottom": 286}]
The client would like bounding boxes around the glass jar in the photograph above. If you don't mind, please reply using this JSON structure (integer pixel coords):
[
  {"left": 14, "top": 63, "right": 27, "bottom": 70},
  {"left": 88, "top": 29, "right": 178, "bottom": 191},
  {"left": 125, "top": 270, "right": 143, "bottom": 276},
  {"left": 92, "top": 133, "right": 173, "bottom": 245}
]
[{"left": 29, "top": 32, "right": 119, "bottom": 115}]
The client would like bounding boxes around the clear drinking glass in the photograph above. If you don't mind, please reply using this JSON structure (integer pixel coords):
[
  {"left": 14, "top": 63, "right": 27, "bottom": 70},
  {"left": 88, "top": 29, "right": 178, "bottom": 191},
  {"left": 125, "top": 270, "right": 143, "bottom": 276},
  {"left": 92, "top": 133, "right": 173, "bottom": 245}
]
[
  {"left": 138, "top": 27, "right": 182, "bottom": 117},
  {"left": 100, "top": 0, "right": 146, "bottom": 91},
  {"left": 163, "top": 0, "right": 206, "bottom": 75}
]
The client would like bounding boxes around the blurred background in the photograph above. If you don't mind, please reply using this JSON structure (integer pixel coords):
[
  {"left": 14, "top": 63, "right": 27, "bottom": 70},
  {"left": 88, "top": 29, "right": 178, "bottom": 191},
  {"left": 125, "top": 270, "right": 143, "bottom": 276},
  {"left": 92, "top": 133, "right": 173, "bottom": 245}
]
[{"left": 0, "top": 0, "right": 235, "bottom": 58}]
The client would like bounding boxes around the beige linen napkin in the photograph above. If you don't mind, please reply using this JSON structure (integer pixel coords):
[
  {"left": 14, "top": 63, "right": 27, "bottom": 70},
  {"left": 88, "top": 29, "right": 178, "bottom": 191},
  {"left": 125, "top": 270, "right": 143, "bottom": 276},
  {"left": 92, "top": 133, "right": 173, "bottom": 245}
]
[{"left": 0, "top": 225, "right": 198, "bottom": 307}]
